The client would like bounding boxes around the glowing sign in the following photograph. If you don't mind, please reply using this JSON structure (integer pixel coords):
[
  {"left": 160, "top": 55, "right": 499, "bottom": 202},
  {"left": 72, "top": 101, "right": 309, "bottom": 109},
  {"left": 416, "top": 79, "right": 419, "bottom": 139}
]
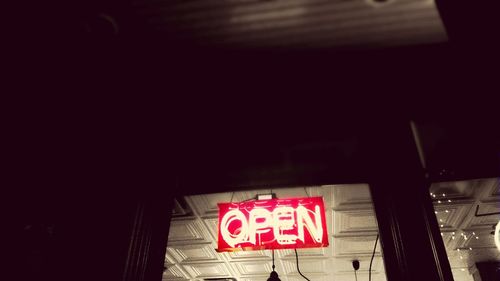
[
  {"left": 217, "top": 197, "right": 329, "bottom": 252},
  {"left": 495, "top": 220, "right": 500, "bottom": 252}
]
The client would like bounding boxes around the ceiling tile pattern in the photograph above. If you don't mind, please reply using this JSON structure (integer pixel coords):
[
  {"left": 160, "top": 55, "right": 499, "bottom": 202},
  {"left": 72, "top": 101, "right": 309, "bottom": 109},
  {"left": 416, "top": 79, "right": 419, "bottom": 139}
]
[
  {"left": 167, "top": 243, "right": 222, "bottom": 263},
  {"left": 333, "top": 208, "right": 377, "bottom": 236},
  {"left": 132, "top": 0, "right": 448, "bottom": 49},
  {"left": 165, "top": 179, "right": 499, "bottom": 281},
  {"left": 165, "top": 184, "right": 386, "bottom": 281},
  {"left": 168, "top": 219, "right": 212, "bottom": 244},
  {"left": 430, "top": 178, "right": 500, "bottom": 281},
  {"left": 182, "top": 262, "right": 234, "bottom": 278}
]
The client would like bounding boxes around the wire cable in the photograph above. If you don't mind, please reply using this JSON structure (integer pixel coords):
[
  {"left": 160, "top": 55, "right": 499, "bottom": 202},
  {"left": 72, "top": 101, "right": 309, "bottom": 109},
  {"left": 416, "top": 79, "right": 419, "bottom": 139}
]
[
  {"left": 369, "top": 234, "right": 379, "bottom": 281},
  {"left": 294, "top": 249, "right": 311, "bottom": 281},
  {"left": 272, "top": 249, "right": 275, "bottom": 271},
  {"left": 354, "top": 269, "right": 358, "bottom": 281}
]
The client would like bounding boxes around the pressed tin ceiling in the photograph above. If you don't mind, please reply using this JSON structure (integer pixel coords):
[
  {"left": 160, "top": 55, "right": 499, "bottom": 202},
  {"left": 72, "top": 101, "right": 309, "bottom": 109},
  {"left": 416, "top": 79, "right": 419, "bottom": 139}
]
[
  {"left": 166, "top": 184, "right": 386, "bottom": 281},
  {"left": 132, "top": 0, "right": 448, "bottom": 49},
  {"left": 166, "top": 179, "right": 500, "bottom": 281}
]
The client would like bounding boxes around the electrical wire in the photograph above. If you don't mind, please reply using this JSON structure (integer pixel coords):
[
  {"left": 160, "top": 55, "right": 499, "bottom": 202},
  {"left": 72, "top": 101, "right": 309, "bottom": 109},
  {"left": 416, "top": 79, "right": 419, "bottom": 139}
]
[
  {"left": 272, "top": 249, "right": 275, "bottom": 271},
  {"left": 354, "top": 269, "right": 358, "bottom": 281},
  {"left": 368, "top": 234, "right": 379, "bottom": 281},
  {"left": 294, "top": 249, "right": 311, "bottom": 281}
]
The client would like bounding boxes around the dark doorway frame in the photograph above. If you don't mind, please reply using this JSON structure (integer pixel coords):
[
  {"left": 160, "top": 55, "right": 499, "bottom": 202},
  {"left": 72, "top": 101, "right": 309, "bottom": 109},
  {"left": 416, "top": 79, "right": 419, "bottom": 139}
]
[{"left": 121, "top": 119, "right": 497, "bottom": 281}]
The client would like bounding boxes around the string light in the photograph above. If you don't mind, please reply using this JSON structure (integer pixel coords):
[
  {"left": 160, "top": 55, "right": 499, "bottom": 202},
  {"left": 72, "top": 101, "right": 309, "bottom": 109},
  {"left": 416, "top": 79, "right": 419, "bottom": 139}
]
[
  {"left": 438, "top": 200, "right": 442, "bottom": 203},
  {"left": 445, "top": 210, "right": 449, "bottom": 213}
]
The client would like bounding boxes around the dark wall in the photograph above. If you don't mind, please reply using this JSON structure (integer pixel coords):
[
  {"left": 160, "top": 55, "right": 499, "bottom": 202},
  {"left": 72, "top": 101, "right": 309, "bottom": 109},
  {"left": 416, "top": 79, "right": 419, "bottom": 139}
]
[{"left": 10, "top": 1, "right": 500, "bottom": 281}]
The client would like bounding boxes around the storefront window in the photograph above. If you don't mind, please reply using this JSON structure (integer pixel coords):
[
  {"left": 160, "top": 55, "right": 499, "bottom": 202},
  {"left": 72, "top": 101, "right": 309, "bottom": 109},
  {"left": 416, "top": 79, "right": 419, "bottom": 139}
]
[
  {"left": 164, "top": 184, "right": 387, "bottom": 281},
  {"left": 430, "top": 178, "right": 500, "bottom": 281}
]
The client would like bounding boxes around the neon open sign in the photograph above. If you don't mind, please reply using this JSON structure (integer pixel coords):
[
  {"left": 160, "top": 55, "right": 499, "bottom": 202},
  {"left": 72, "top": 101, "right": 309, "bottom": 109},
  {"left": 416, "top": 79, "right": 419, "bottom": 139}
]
[{"left": 217, "top": 197, "right": 329, "bottom": 252}]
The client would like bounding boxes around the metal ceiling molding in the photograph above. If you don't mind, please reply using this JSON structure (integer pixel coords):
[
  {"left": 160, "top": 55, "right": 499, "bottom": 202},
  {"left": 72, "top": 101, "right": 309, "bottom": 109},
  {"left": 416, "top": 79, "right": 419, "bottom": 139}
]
[{"left": 131, "top": 0, "right": 448, "bottom": 48}]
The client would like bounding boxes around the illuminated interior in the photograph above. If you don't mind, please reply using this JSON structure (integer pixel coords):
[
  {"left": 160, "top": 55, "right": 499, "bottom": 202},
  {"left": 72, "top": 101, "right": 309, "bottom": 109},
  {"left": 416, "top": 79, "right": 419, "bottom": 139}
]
[
  {"left": 430, "top": 178, "right": 500, "bottom": 281},
  {"left": 166, "top": 184, "right": 387, "bottom": 281}
]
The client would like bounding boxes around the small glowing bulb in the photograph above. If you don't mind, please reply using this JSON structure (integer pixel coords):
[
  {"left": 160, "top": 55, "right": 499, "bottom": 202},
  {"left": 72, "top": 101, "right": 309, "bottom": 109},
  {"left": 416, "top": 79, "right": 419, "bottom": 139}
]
[
  {"left": 464, "top": 236, "right": 467, "bottom": 239},
  {"left": 461, "top": 233, "right": 464, "bottom": 236},
  {"left": 441, "top": 232, "right": 443, "bottom": 236},
  {"left": 438, "top": 200, "right": 442, "bottom": 203},
  {"left": 460, "top": 256, "right": 463, "bottom": 259},
  {"left": 442, "top": 193, "right": 446, "bottom": 197},
  {"left": 475, "top": 236, "right": 479, "bottom": 239},
  {"left": 435, "top": 211, "right": 438, "bottom": 214},
  {"left": 440, "top": 219, "right": 443, "bottom": 222},
  {"left": 440, "top": 224, "right": 444, "bottom": 227},
  {"left": 452, "top": 232, "right": 455, "bottom": 235},
  {"left": 461, "top": 268, "right": 465, "bottom": 272},
  {"left": 472, "top": 232, "right": 475, "bottom": 235},
  {"left": 433, "top": 194, "right": 436, "bottom": 198},
  {"left": 452, "top": 236, "right": 455, "bottom": 240},
  {"left": 469, "top": 247, "right": 472, "bottom": 250},
  {"left": 445, "top": 210, "right": 449, "bottom": 213},
  {"left": 448, "top": 200, "right": 451, "bottom": 202},
  {"left": 457, "top": 249, "right": 460, "bottom": 252}
]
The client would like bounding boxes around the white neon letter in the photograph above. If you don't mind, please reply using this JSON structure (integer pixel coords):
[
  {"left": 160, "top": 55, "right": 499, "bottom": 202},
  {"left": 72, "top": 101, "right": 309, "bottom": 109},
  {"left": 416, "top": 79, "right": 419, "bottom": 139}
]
[
  {"left": 273, "top": 206, "right": 298, "bottom": 245},
  {"left": 248, "top": 208, "right": 272, "bottom": 245},
  {"left": 220, "top": 209, "right": 248, "bottom": 247},
  {"left": 297, "top": 205, "right": 323, "bottom": 243}
]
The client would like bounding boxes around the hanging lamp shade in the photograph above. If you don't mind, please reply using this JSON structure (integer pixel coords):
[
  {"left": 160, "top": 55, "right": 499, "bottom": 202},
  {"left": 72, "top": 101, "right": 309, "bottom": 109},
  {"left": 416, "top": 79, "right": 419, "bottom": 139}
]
[{"left": 267, "top": 271, "right": 281, "bottom": 281}]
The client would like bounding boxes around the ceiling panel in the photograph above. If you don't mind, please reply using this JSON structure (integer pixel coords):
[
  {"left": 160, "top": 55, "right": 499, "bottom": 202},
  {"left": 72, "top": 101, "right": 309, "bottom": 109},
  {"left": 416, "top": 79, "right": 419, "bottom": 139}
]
[
  {"left": 463, "top": 202, "right": 500, "bottom": 230},
  {"left": 168, "top": 219, "right": 212, "bottom": 244},
  {"left": 282, "top": 259, "right": 328, "bottom": 275},
  {"left": 132, "top": 0, "right": 448, "bottom": 49},
  {"left": 430, "top": 180, "right": 476, "bottom": 200},
  {"left": 434, "top": 203, "right": 474, "bottom": 231},
  {"left": 165, "top": 180, "right": 498, "bottom": 281},
  {"left": 229, "top": 250, "right": 272, "bottom": 260},
  {"left": 166, "top": 185, "right": 385, "bottom": 281},
  {"left": 278, "top": 247, "right": 330, "bottom": 259},
  {"left": 232, "top": 260, "right": 274, "bottom": 276},
  {"left": 333, "top": 235, "right": 381, "bottom": 257},
  {"left": 287, "top": 274, "right": 329, "bottom": 281},
  {"left": 163, "top": 264, "right": 190, "bottom": 281},
  {"left": 186, "top": 192, "right": 233, "bottom": 218},
  {"left": 330, "top": 184, "right": 373, "bottom": 210},
  {"left": 333, "top": 208, "right": 377, "bottom": 236},
  {"left": 430, "top": 178, "right": 500, "bottom": 281},
  {"left": 167, "top": 243, "right": 222, "bottom": 263},
  {"left": 182, "top": 262, "right": 235, "bottom": 279}
]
